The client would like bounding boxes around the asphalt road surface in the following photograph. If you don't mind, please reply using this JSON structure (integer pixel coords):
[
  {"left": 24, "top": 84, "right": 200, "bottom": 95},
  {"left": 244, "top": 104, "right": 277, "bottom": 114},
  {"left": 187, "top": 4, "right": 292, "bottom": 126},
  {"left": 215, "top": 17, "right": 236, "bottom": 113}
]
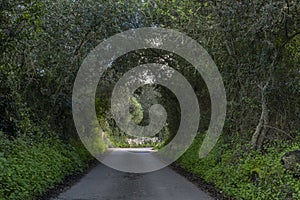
[{"left": 54, "top": 148, "right": 214, "bottom": 200}]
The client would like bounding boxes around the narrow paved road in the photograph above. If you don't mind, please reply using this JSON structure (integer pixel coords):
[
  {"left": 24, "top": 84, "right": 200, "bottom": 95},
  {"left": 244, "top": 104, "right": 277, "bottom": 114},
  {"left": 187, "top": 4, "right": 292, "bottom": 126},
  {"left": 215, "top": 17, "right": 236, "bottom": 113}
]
[{"left": 54, "top": 148, "right": 213, "bottom": 200}]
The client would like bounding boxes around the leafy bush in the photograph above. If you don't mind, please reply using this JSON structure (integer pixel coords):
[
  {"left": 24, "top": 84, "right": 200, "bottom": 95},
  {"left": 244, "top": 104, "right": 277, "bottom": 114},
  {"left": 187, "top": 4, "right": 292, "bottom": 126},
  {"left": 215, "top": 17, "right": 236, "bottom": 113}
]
[
  {"left": 177, "top": 133, "right": 300, "bottom": 200},
  {"left": 0, "top": 133, "right": 93, "bottom": 200}
]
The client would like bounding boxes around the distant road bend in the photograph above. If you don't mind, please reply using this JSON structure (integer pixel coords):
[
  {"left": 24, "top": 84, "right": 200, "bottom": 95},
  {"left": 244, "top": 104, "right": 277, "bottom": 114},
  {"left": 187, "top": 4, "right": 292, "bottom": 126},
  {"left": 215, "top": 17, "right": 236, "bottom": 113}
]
[{"left": 54, "top": 148, "right": 214, "bottom": 200}]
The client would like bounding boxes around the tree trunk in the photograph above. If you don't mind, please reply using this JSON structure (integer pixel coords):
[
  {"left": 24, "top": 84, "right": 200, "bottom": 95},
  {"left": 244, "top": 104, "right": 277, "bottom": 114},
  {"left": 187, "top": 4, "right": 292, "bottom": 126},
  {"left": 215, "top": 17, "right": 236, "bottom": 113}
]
[{"left": 251, "top": 82, "right": 269, "bottom": 150}]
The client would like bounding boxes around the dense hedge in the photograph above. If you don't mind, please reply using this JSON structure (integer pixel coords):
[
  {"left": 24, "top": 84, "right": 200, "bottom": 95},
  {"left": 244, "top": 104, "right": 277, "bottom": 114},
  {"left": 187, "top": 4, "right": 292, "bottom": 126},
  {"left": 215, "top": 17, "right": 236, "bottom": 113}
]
[
  {"left": 0, "top": 132, "right": 93, "bottom": 200},
  {"left": 177, "top": 133, "right": 300, "bottom": 200}
]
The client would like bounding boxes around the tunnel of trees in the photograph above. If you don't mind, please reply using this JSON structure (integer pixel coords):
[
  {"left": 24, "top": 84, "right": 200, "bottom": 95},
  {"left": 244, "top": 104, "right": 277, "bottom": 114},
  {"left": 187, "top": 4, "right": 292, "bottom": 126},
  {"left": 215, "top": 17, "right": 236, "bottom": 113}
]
[{"left": 0, "top": 0, "right": 299, "bottom": 199}]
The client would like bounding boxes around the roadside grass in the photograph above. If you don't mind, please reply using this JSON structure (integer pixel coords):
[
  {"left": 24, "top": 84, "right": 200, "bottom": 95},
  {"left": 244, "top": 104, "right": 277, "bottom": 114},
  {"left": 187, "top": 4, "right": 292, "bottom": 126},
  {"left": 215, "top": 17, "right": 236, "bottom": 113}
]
[
  {"left": 0, "top": 133, "right": 93, "bottom": 200},
  {"left": 177, "top": 133, "right": 300, "bottom": 200}
]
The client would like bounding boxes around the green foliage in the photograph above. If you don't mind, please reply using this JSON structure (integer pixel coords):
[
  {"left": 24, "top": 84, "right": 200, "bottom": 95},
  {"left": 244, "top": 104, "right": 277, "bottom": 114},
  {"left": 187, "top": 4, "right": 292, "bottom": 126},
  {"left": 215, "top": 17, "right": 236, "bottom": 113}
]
[
  {"left": 0, "top": 134, "right": 92, "bottom": 200},
  {"left": 0, "top": 1, "right": 299, "bottom": 199},
  {"left": 178, "top": 133, "right": 300, "bottom": 200},
  {"left": 129, "top": 96, "right": 143, "bottom": 124},
  {"left": 96, "top": 94, "right": 162, "bottom": 148}
]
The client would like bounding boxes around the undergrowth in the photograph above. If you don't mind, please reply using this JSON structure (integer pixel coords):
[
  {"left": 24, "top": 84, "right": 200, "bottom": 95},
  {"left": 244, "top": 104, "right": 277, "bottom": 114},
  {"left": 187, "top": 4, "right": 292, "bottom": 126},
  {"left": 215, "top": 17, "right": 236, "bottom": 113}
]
[
  {"left": 177, "top": 133, "right": 300, "bottom": 200},
  {"left": 0, "top": 132, "right": 93, "bottom": 200}
]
